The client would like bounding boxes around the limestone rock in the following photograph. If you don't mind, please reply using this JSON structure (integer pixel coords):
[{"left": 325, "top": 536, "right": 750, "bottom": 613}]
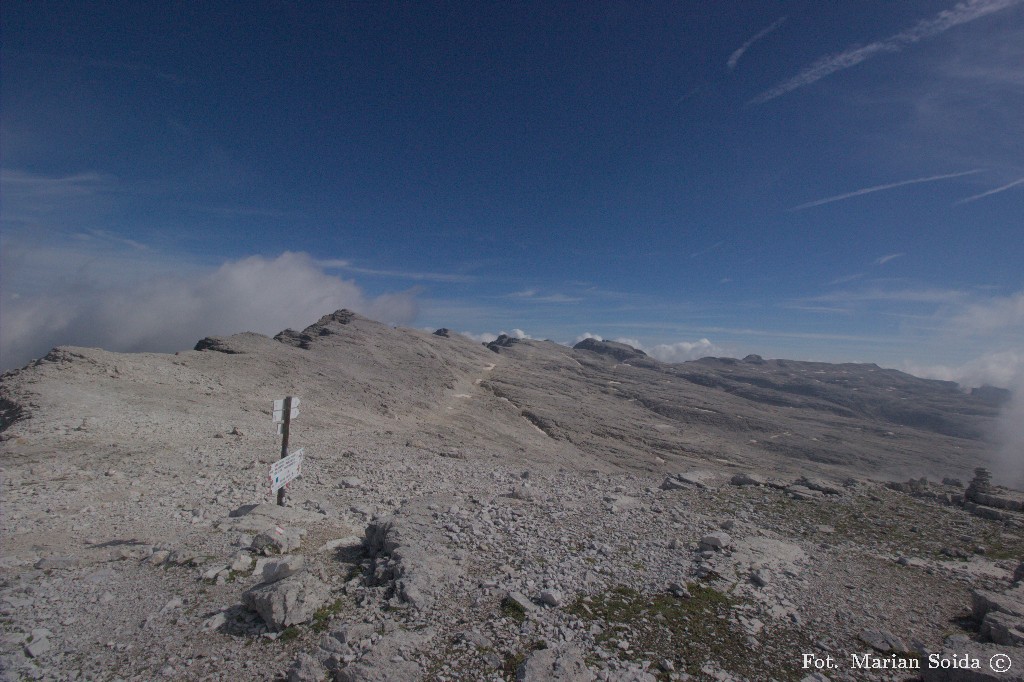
[
  {"left": 516, "top": 644, "right": 595, "bottom": 681},
  {"left": 540, "top": 589, "right": 564, "bottom": 607},
  {"left": 287, "top": 652, "right": 327, "bottom": 682},
  {"left": 253, "top": 526, "right": 303, "bottom": 554},
  {"left": 731, "top": 472, "right": 766, "bottom": 487},
  {"left": 262, "top": 555, "right": 305, "bottom": 584},
  {"left": 700, "top": 532, "right": 732, "bottom": 550},
  {"left": 858, "top": 628, "right": 906, "bottom": 653},
  {"left": 242, "top": 572, "right": 330, "bottom": 630}
]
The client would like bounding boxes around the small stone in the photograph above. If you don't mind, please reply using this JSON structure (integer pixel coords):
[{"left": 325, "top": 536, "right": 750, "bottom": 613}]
[
  {"left": 668, "top": 582, "right": 691, "bottom": 598},
  {"left": 25, "top": 637, "right": 51, "bottom": 658},
  {"left": 230, "top": 551, "right": 253, "bottom": 572},
  {"left": 202, "top": 612, "right": 227, "bottom": 631},
  {"left": 34, "top": 556, "right": 79, "bottom": 570},
  {"left": 700, "top": 532, "right": 732, "bottom": 550},
  {"left": 252, "top": 526, "right": 302, "bottom": 554},
  {"left": 540, "top": 589, "right": 563, "bottom": 607}
]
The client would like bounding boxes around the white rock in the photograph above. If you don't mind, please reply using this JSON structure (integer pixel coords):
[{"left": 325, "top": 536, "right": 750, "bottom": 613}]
[
  {"left": 262, "top": 555, "right": 305, "bottom": 584},
  {"left": 540, "top": 589, "right": 563, "bottom": 607}
]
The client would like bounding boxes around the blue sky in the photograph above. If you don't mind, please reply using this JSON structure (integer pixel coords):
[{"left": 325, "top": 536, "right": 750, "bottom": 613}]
[{"left": 2, "top": 1, "right": 1022, "bottom": 384}]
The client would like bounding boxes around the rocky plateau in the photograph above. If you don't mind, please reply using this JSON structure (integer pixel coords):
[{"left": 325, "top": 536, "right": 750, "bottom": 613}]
[{"left": 1, "top": 310, "right": 1022, "bottom": 682}]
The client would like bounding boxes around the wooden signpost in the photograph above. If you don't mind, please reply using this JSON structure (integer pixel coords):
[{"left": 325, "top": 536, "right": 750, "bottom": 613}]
[{"left": 271, "top": 396, "right": 302, "bottom": 505}]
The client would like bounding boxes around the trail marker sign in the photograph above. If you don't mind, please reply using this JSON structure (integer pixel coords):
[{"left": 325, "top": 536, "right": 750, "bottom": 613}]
[
  {"left": 270, "top": 447, "right": 303, "bottom": 493},
  {"left": 271, "top": 395, "right": 301, "bottom": 505},
  {"left": 272, "top": 397, "right": 300, "bottom": 423}
]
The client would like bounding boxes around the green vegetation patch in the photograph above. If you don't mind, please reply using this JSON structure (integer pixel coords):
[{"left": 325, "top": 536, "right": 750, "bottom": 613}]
[
  {"left": 312, "top": 598, "right": 345, "bottom": 632},
  {"left": 500, "top": 595, "right": 527, "bottom": 623},
  {"left": 569, "top": 584, "right": 810, "bottom": 681}
]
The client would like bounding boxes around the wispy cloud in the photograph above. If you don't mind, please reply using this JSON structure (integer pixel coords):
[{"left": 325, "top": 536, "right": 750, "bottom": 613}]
[
  {"left": 827, "top": 273, "right": 865, "bottom": 286},
  {"left": 875, "top": 253, "right": 904, "bottom": 265},
  {"left": 751, "top": 0, "right": 1023, "bottom": 103},
  {"left": 316, "top": 259, "right": 474, "bottom": 283},
  {"left": 506, "top": 289, "right": 582, "bottom": 303},
  {"left": 807, "top": 287, "right": 969, "bottom": 304},
  {"left": 955, "top": 176, "right": 1024, "bottom": 204},
  {"left": 689, "top": 241, "right": 723, "bottom": 259},
  {"left": 728, "top": 17, "right": 787, "bottom": 70},
  {"left": 790, "top": 169, "right": 983, "bottom": 211},
  {"left": 0, "top": 168, "right": 112, "bottom": 199}
]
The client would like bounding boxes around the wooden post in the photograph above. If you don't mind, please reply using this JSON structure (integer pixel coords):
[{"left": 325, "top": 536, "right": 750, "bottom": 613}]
[{"left": 277, "top": 396, "right": 292, "bottom": 506}]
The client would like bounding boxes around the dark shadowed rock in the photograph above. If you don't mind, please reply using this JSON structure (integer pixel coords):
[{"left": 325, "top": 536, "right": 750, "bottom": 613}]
[
  {"left": 572, "top": 338, "right": 647, "bottom": 363},
  {"left": 433, "top": 328, "right": 451, "bottom": 337},
  {"left": 193, "top": 337, "right": 244, "bottom": 354},
  {"left": 274, "top": 309, "right": 357, "bottom": 349},
  {"left": 486, "top": 334, "right": 521, "bottom": 353},
  {"left": 971, "top": 384, "right": 1012, "bottom": 407}
]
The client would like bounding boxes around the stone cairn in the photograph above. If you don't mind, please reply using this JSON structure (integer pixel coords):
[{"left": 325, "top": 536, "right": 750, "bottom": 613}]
[{"left": 965, "top": 467, "right": 993, "bottom": 503}]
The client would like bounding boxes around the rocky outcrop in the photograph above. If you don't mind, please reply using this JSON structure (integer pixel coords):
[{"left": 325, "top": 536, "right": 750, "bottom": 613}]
[
  {"left": 275, "top": 310, "right": 356, "bottom": 349},
  {"left": 572, "top": 338, "right": 647, "bottom": 363},
  {"left": 193, "top": 337, "right": 244, "bottom": 354},
  {"left": 485, "top": 334, "right": 521, "bottom": 353}
]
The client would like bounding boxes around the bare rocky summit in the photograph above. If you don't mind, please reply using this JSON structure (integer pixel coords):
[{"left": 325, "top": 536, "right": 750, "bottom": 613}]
[{"left": 1, "top": 311, "right": 1022, "bottom": 681}]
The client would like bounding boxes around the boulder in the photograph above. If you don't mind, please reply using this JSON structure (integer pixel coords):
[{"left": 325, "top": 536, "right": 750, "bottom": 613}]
[
  {"left": 261, "top": 555, "right": 305, "bottom": 584},
  {"left": 287, "top": 653, "right": 327, "bottom": 682},
  {"left": 242, "top": 572, "right": 330, "bottom": 630},
  {"left": 700, "top": 532, "right": 732, "bottom": 550},
  {"left": 516, "top": 644, "right": 596, "bottom": 681}
]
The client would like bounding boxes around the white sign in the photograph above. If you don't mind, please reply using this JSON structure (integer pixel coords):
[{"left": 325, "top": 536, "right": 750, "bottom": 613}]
[
  {"left": 269, "top": 447, "right": 303, "bottom": 492},
  {"left": 272, "top": 397, "right": 300, "bottom": 423}
]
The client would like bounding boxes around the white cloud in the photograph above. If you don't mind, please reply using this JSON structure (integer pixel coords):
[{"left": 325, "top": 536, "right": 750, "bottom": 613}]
[
  {"left": 950, "top": 291, "right": 1024, "bottom": 334},
  {"left": 460, "top": 331, "right": 498, "bottom": 344},
  {"left": 728, "top": 17, "right": 786, "bottom": 70},
  {"left": 903, "top": 350, "right": 1023, "bottom": 388},
  {"left": 458, "top": 328, "right": 531, "bottom": 344},
  {"left": 905, "top": 349, "right": 1024, "bottom": 487},
  {"left": 647, "top": 338, "right": 723, "bottom": 363},
  {"left": 751, "top": 0, "right": 1023, "bottom": 103},
  {"left": 0, "top": 249, "right": 419, "bottom": 371}
]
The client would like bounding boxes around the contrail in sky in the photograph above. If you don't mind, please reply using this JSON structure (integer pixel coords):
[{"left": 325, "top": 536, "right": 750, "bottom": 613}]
[
  {"left": 751, "top": 0, "right": 1023, "bottom": 103},
  {"left": 955, "top": 177, "right": 1024, "bottom": 204},
  {"left": 790, "top": 169, "right": 984, "bottom": 211},
  {"left": 728, "top": 17, "right": 786, "bottom": 70}
]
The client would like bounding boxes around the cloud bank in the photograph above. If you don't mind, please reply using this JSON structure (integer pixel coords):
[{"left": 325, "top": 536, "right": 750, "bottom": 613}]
[{"left": 0, "top": 250, "right": 419, "bottom": 371}]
